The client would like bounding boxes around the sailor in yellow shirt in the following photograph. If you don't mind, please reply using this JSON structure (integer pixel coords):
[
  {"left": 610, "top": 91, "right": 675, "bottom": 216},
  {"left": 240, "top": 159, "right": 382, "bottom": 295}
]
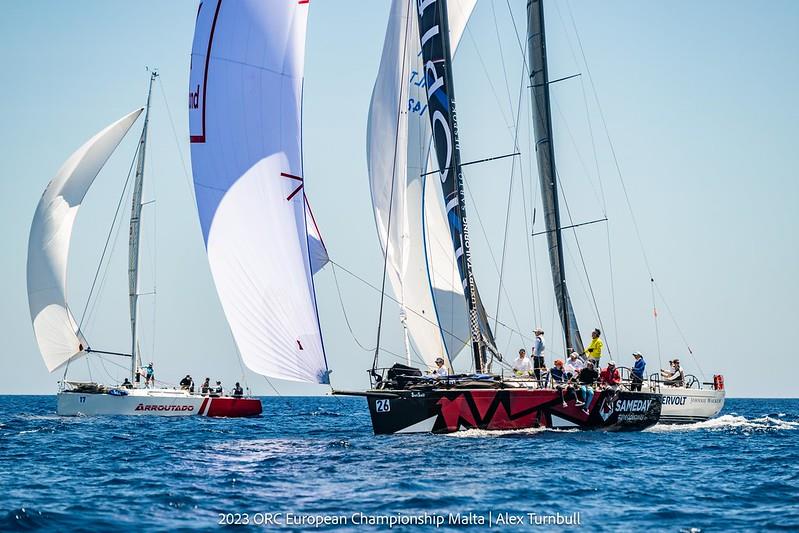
[{"left": 586, "top": 328, "right": 603, "bottom": 367}]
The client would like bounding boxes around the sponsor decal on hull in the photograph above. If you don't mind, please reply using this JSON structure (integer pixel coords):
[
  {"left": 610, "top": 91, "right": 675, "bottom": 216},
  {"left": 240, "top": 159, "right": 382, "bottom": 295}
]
[{"left": 135, "top": 404, "right": 195, "bottom": 412}]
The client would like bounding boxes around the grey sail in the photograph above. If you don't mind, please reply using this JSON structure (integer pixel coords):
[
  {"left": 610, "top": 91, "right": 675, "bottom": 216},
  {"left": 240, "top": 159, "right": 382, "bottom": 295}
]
[{"left": 526, "top": 0, "right": 584, "bottom": 354}]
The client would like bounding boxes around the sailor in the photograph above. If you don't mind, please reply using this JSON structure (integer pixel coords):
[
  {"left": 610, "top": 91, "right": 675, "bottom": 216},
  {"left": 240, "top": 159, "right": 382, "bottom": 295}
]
[
  {"left": 532, "top": 328, "right": 546, "bottom": 382},
  {"left": 585, "top": 329, "right": 603, "bottom": 369},
  {"left": 550, "top": 359, "right": 578, "bottom": 407},
  {"left": 600, "top": 360, "right": 621, "bottom": 389},
  {"left": 214, "top": 380, "right": 224, "bottom": 396},
  {"left": 631, "top": 352, "right": 646, "bottom": 391},
  {"left": 661, "top": 359, "right": 685, "bottom": 387},
  {"left": 232, "top": 382, "right": 244, "bottom": 398},
  {"left": 200, "top": 377, "right": 211, "bottom": 395},
  {"left": 179, "top": 374, "right": 193, "bottom": 391},
  {"left": 512, "top": 349, "right": 533, "bottom": 377},
  {"left": 121, "top": 378, "right": 133, "bottom": 389},
  {"left": 143, "top": 362, "right": 155, "bottom": 388},
  {"left": 576, "top": 361, "right": 599, "bottom": 414},
  {"left": 565, "top": 351, "right": 584, "bottom": 377},
  {"left": 433, "top": 357, "right": 449, "bottom": 377}
]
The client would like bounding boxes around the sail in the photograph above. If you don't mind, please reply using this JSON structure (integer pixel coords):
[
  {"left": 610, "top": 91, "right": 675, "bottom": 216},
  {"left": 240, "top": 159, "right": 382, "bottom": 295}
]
[
  {"left": 27, "top": 108, "right": 143, "bottom": 372},
  {"left": 367, "top": 0, "right": 476, "bottom": 368},
  {"left": 189, "top": 0, "right": 329, "bottom": 384},
  {"left": 527, "top": 0, "right": 584, "bottom": 354},
  {"left": 415, "top": 0, "right": 499, "bottom": 371}
]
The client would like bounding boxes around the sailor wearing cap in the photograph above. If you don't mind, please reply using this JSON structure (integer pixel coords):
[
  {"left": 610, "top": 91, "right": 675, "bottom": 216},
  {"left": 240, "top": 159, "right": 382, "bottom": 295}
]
[
  {"left": 532, "top": 328, "right": 546, "bottom": 382},
  {"left": 631, "top": 352, "right": 646, "bottom": 391},
  {"left": 433, "top": 357, "right": 448, "bottom": 377},
  {"left": 600, "top": 360, "right": 621, "bottom": 389}
]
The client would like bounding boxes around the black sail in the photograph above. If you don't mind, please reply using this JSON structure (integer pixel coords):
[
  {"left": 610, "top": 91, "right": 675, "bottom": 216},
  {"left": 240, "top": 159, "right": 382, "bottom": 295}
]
[
  {"left": 526, "top": 0, "right": 584, "bottom": 354},
  {"left": 416, "top": 0, "right": 497, "bottom": 371}
]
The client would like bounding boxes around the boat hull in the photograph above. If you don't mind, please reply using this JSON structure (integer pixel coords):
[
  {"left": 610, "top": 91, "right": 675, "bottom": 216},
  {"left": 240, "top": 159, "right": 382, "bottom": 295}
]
[
  {"left": 56, "top": 389, "right": 262, "bottom": 417},
  {"left": 365, "top": 388, "right": 661, "bottom": 434},
  {"left": 657, "top": 387, "right": 725, "bottom": 424}
]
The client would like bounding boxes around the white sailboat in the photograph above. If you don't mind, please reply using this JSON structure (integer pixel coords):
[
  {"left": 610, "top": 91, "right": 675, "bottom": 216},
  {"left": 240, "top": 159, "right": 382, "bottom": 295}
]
[{"left": 27, "top": 72, "right": 261, "bottom": 417}]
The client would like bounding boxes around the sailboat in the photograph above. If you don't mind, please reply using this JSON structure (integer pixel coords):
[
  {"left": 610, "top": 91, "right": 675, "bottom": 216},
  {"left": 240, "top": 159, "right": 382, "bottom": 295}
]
[
  {"left": 188, "top": 1, "right": 332, "bottom": 389},
  {"left": 339, "top": 0, "right": 663, "bottom": 434},
  {"left": 27, "top": 71, "right": 261, "bottom": 417}
]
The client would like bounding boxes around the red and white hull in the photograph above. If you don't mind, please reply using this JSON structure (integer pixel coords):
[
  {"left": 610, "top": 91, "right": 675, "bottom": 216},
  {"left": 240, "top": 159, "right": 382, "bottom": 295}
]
[{"left": 56, "top": 388, "right": 261, "bottom": 417}]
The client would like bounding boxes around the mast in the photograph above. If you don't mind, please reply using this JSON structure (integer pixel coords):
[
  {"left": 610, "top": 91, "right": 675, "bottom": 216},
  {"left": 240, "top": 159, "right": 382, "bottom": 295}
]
[
  {"left": 129, "top": 70, "right": 158, "bottom": 382},
  {"left": 526, "top": 0, "right": 584, "bottom": 355},
  {"left": 416, "top": 0, "right": 484, "bottom": 372}
]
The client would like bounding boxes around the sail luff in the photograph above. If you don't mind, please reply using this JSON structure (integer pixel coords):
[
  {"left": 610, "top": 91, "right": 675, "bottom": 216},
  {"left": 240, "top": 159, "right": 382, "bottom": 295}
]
[
  {"left": 128, "top": 72, "right": 157, "bottom": 381},
  {"left": 526, "top": 0, "right": 584, "bottom": 354},
  {"left": 416, "top": 0, "right": 486, "bottom": 371}
]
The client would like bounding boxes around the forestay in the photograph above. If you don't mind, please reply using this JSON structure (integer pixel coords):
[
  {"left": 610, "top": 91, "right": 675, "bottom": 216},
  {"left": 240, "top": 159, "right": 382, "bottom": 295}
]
[
  {"left": 189, "top": 0, "right": 329, "bottom": 384},
  {"left": 367, "top": 0, "right": 476, "bottom": 369},
  {"left": 27, "top": 108, "right": 143, "bottom": 372}
]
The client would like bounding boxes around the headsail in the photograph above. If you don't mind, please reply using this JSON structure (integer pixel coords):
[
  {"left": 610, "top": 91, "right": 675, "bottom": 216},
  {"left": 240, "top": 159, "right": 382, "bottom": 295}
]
[
  {"left": 366, "top": 0, "right": 477, "bottom": 369},
  {"left": 27, "top": 108, "right": 143, "bottom": 372},
  {"left": 527, "top": 0, "right": 584, "bottom": 354},
  {"left": 189, "top": 0, "right": 329, "bottom": 384},
  {"left": 415, "top": 0, "right": 497, "bottom": 371}
]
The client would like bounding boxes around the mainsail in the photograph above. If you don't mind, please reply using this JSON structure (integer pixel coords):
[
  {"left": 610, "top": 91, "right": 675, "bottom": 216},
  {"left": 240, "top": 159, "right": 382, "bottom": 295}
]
[
  {"left": 27, "top": 108, "right": 143, "bottom": 372},
  {"left": 415, "top": 0, "right": 497, "bottom": 371},
  {"left": 367, "top": 0, "right": 477, "bottom": 368},
  {"left": 189, "top": 0, "right": 330, "bottom": 384},
  {"left": 527, "top": 0, "right": 584, "bottom": 354}
]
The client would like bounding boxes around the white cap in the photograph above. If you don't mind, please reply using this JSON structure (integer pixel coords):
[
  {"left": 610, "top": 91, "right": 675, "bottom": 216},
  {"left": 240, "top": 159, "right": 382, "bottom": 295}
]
[
  {"left": 632, "top": 351, "right": 643, "bottom": 357},
  {"left": 608, "top": 360, "right": 617, "bottom": 366}
]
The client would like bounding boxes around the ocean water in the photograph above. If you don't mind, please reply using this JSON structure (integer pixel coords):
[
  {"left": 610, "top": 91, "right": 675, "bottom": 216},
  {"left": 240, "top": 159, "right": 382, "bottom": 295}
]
[{"left": 0, "top": 396, "right": 797, "bottom": 532}]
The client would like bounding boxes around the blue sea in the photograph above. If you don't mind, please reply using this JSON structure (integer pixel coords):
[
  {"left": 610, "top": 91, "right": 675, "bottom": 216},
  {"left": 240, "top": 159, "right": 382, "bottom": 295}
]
[{"left": 0, "top": 397, "right": 797, "bottom": 532}]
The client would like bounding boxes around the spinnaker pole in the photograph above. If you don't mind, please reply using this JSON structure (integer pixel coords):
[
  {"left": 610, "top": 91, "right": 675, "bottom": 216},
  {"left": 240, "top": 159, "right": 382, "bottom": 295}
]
[
  {"left": 526, "top": 0, "right": 584, "bottom": 354},
  {"left": 416, "top": 0, "right": 484, "bottom": 371},
  {"left": 129, "top": 70, "right": 158, "bottom": 383}
]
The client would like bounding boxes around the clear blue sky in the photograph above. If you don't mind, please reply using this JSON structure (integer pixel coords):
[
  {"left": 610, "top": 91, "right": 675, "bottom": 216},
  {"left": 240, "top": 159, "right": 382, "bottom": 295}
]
[{"left": 1, "top": 1, "right": 796, "bottom": 397}]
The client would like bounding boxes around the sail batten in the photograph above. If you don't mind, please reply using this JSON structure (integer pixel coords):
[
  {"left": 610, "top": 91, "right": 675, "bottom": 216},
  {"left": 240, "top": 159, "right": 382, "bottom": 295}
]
[
  {"left": 189, "top": 0, "right": 329, "bottom": 384},
  {"left": 27, "top": 108, "right": 144, "bottom": 372}
]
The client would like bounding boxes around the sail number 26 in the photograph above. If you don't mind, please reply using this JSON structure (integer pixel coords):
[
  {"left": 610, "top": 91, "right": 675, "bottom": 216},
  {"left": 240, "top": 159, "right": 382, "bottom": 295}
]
[{"left": 375, "top": 399, "right": 391, "bottom": 413}]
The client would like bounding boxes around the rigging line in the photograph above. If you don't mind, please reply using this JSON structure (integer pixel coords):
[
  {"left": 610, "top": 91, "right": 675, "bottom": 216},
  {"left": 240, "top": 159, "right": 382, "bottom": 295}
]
[
  {"left": 531, "top": 217, "right": 607, "bottom": 237},
  {"left": 464, "top": 26, "right": 514, "bottom": 134},
  {"left": 84, "top": 185, "right": 131, "bottom": 332},
  {"left": 230, "top": 344, "right": 251, "bottom": 395},
  {"left": 373, "top": 1, "right": 413, "bottom": 372},
  {"left": 262, "top": 377, "right": 295, "bottom": 413},
  {"left": 651, "top": 279, "right": 663, "bottom": 374},
  {"left": 491, "top": 0, "right": 516, "bottom": 120},
  {"left": 525, "top": 80, "right": 543, "bottom": 326},
  {"left": 653, "top": 281, "right": 705, "bottom": 380},
  {"left": 564, "top": 1, "right": 653, "bottom": 278},
  {"left": 330, "top": 263, "right": 375, "bottom": 352},
  {"left": 77, "top": 139, "right": 141, "bottom": 330},
  {"left": 462, "top": 180, "right": 526, "bottom": 341},
  {"left": 157, "top": 76, "right": 195, "bottom": 197},
  {"left": 329, "top": 259, "right": 469, "bottom": 349},
  {"left": 419, "top": 152, "right": 520, "bottom": 176},
  {"left": 494, "top": 60, "right": 527, "bottom": 334},
  {"left": 555, "top": 169, "right": 609, "bottom": 355}
]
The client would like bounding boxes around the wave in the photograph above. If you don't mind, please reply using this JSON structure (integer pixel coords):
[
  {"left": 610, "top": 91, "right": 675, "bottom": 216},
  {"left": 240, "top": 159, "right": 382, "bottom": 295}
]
[
  {"left": 445, "top": 426, "right": 557, "bottom": 438},
  {"left": 647, "top": 414, "right": 799, "bottom": 433}
]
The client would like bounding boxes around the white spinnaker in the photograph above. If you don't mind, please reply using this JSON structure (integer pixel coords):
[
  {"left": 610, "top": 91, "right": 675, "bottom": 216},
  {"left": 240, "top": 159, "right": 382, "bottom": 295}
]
[
  {"left": 27, "top": 108, "right": 143, "bottom": 372},
  {"left": 189, "top": 0, "right": 329, "bottom": 384},
  {"left": 367, "top": 0, "right": 476, "bottom": 368}
]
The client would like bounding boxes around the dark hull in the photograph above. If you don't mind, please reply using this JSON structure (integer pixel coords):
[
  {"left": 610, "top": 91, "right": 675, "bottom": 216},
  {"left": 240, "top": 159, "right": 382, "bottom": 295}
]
[{"left": 366, "top": 388, "right": 661, "bottom": 434}]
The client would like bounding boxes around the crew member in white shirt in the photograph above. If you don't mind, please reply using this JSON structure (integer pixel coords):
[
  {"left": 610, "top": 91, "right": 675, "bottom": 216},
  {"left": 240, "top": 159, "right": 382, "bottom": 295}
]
[
  {"left": 512, "top": 349, "right": 533, "bottom": 377},
  {"left": 433, "top": 357, "right": 449, "bottom": 377},
  {"left": 565, "top": 351, "right": 584, "bottom": 376}
]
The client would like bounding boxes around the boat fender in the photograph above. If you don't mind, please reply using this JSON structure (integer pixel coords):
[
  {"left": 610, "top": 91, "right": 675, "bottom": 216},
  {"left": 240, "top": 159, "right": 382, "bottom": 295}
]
[
  {"left": 713, "top": 375, "right": 725, "bottom": 391},
  {"left": 107, "top": 389, "right": 129, "bottom": 396}
]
